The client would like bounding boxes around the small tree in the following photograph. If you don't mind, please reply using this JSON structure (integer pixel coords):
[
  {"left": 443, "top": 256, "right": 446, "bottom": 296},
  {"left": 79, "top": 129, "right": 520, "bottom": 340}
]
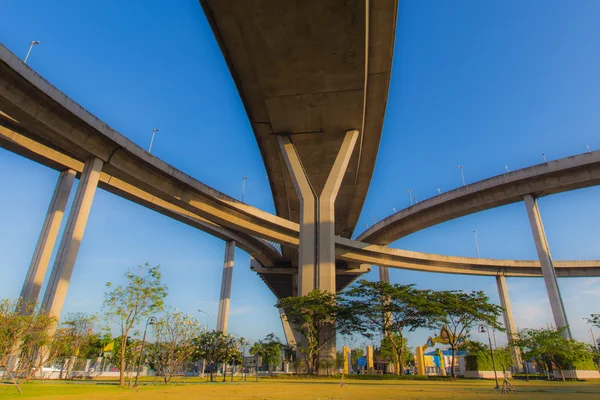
[
  {"left": 150, "top": 309, "right": 202, "bottom": 382},
  {"left": 512, "top": 327, "right": 595, "bottom": 381},
  {"left": 276, "top": 290, "right": 357, "bottom": 374},
  {"left": 342, "top": 281, "right": 440, "bottom": 375},
  {"left": 192, "top": 330, "right": 245, "bottom": 382},
  {"left": 431, "top": 290, "right": 503, "bottom": 378},
  {"left": 250, "top": 333, "right": 281, "bottom": 375},
  {"left": 103, "top": 264, "right": 168, "bottom": 386}
]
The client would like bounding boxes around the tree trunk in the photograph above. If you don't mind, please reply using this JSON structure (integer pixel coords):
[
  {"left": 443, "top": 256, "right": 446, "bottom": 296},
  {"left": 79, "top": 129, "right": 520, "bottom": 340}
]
[
  {"left": 397, "top": 348, "right": 404, "bottom": 376},
  {"left": 119, "top": 335, "right": 127, "bottom": 387},
  {"left": 450, "top": 348, "right": 456, "bottom": 378}
]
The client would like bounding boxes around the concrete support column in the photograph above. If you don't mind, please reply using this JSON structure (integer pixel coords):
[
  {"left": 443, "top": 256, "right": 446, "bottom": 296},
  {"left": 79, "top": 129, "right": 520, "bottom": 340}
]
[
  {"left": 496, "top": 275, "right": 522, "bottom": 369},
  {"left": 317, "top": 130, "right": 360, "bottom": 292},
  {"left": 278, "top": 307, "right": 297, "bottom": 348},
  {"left": 41, "top": 158, "right": 103, "bottom": 322},
  {"left": 277, "top": 135, "right": 317, "bottom": 295},
  {"left": 523, "top": 194, "right": 571, "bottom": 339},
  {"left": 19, "top": 169, "right": 76, "bottom": 311},
  {"left": 216, "top": 240, "right": 235, "bottom": 333},
  {"left": 379, "top": 266, "right": 390, "bottom": 283},
  {"left": 276, "top": 130, "right": 359, "bottom": 294}
]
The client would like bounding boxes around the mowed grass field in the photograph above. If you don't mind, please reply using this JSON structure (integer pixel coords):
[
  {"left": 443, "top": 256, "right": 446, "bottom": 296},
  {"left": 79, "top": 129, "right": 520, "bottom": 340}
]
[{"left": 1, "top": 379, "right": 599, "bottom": 400}]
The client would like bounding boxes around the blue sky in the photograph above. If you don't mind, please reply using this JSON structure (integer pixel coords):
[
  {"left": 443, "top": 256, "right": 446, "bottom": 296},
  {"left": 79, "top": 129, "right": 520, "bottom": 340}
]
[{"left": 0, "top": 0, "right": 599, "bottom": 349}]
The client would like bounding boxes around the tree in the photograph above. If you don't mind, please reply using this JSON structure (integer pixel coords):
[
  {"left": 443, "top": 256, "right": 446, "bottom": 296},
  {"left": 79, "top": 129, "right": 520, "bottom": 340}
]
[
  {"left": 512, "top": 327, "right": 595, "bottom": 381},
  {"left": 588, "top": 313, "right": 600, "bottom": 328},
  {"left": 431, "top": 290, "right": 503, "bottom": 378},
  {"left": 149, "top": 309, "right": 202, "bottom": 382},
  {"left": 342, "top": 280, "right": 440, "bottom": 375},
  {"left": 0, "top": 299, "right": 60, "bottom": 391},
  {"left": 276, "top": 290, "right": 358, "bottom": 374},
  {"left": 379, "top": 334, "right": 414, "bottom": 374},
  {"left": 103, "top": 264, "right": 168, "bottom": 386},
  {"left": 191, "top": 330, "right": 246, "bottom": 382},
  {"left": 250, "top": 333, "right": 281, "bottom": 375}
]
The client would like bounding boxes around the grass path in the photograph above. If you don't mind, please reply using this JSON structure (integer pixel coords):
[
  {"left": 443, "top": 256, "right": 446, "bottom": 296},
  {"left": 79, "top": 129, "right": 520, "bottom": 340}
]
[{"left": 1, "top": 379, "right": 599, "bottom": 399}]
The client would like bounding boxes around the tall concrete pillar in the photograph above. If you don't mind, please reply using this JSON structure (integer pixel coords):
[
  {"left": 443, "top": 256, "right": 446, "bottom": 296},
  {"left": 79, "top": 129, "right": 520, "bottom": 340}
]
[
  {"left": 278, "top": 307, "right": 297, "bottom": 348},
  {"left": 19, "top": 169, "right": 76, "bottom": 312},
  {"left": 216, "top": 240, "right": 235, "bottom": 333},
  {"left": 41, "top": 158, "right": 103, "bottom": 322},
  {"left": 379, "top": 266, "right": 390, "bottom": 283},
  {"left": 276, "top": 130, "right": 359, "bottom": 295},
  {"left": 523, "top": 194, "right": 571, "bottom": 339},
  {"left": 496, "top": 275, "right": 522, "bottom": 369}
]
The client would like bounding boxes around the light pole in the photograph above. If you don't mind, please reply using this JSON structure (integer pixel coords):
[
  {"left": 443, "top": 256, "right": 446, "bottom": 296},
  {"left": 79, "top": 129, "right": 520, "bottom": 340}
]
[
  {"left": 542, "top": 153, "right": 547, "bottom": 163},
  {"left": 198, "top": 309, "right": 210, "bottom": 330},
  {"left": 479, "top": 325, "right": 499, "bottom": 389},
  {"left": 473, "top": 230, "right": 481, "bottom": 258},
  {"left": 24, "top": 41, "right": 40, "bottom": 64},
  {"left": 458, "top": 165, "right": 465, "bottom": 186},
  {"left": 392, "top": 207, "right": 396, "bottom": 213},
  {"left": 586, "top": 144, "right": 592, "bottom": 153},
  {"left": 437, "top": 188, "right": 441, "bottom": 194},
  {"left": 406, "top": 189, "right": 413, "bottom": 206},
  {"left": 134, "top": 316, "right": 157, "bottom": 387},
  {"left": 504, "top": 165, "right": 510, "bottom": 173},
  {"left": 148, "top": 128, "right": 160, "bottom": 153},
  {"left": 242, "top": 176, "right": 248, "bottom": 202}
]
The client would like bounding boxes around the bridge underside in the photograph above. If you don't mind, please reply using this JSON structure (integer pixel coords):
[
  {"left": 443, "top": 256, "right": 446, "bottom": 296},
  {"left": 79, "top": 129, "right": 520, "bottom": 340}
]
[{"left": 200, "top": 0, "right": 398, "bottom": 266}]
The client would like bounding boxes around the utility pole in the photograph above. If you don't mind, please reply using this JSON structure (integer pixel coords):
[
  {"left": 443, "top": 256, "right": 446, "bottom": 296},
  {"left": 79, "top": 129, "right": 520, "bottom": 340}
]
[
  {"left": 406, "top": 189, "right": 413, "bottom": 205},
  {"left": 458, "top": 165, "right": 465, "bottom": 186},
  {"left": 148, "top": 128, "right": 160, "bottom": 153},
  {"left": 473, "top": 230, "right": 481, "bottom": 258}
]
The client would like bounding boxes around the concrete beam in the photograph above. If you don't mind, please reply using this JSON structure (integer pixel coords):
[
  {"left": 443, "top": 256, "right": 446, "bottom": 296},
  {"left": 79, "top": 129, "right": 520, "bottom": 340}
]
[
  {"left": 278, "top": 307, "right": 297, "bottom": 348},
  {"left": 41, "top": 158, "right": 103, "bottom": 322},
  {"left": 216, "top": 240, "right": 235, "bottom": 333},
  {"left": 19, "top": 169, "right": 75, "bottom": 311},
  {"left": 523, "top": 195, "right": 571, "bottom": 339}
]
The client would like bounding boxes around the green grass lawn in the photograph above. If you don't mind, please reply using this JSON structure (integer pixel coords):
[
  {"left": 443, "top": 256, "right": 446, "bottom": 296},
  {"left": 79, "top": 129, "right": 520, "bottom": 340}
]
[{"left": 1, "top": 378, "right": 599, "bottom": 399}]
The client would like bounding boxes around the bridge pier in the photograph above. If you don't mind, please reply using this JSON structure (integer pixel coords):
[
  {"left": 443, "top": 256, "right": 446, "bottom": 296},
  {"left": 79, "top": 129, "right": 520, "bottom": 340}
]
[
  {"left": 277, "top": 130, "right": 359, "bottom": 295},
  {"left": 495, "top": 275, "right": 522, "bottom": 370},
  {"left": 379, "top": 266, "right": 390, "bottom": 283},
  {"left": 523, "top": 194, "right": 571, "bottom": 339},
  {"left": 277, "top": 129, "right": 359, "bottom": 362},
  {"left": 41, "top": 158, "right": 103, "bottom": 324},
  {"left": 216, "top": 240, "right": 235, "bottom": 333},
  {"left": 19, "top": 169, "right": 76, "bottom": 312}
]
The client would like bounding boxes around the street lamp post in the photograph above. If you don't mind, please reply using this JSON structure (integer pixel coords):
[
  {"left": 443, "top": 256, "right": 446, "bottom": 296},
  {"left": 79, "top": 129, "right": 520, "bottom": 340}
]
[
  {"left": 437, "top": 188, "right": 441, "bottom": 194},
  {"left": 134, "top": 316, "right": 157, "bottom": 387},
  {"left": 457, "top": 165, "right": 465, "bottom": 186},
  {"left": 148, "top": 128, "right": 160, "bottom": 153},
  {"left": 242, "top": 176, "right": 248, "bottom": 202},
  {"left": 479, "top": 325, "right": 500, "bottom": 389},
  {"left": 504, "top": 165, "right": 510, "bottom": 173},
  {"left": 473, "top": 230, "right": 481, "bottom": 258},
  {"left": 542, "top": 153, "right": 547, "bottom": 163},
  {"left": 24, "top": 41, "right": 40, "bottom": 64},
  {"left": 406, "top": 189, "right": 413, "bottom": 206},
  {"left": 198, "top": 309, "right": 210, "bottom": 330}
]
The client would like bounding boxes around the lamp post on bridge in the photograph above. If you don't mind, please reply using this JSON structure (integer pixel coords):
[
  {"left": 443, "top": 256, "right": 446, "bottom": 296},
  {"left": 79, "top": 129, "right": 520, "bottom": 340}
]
[
  {"left": 24, "top": 41, "right": 40, "bottom": 64},
  {"left": 148, "top": 128, "right": 160, "bottom": 153},
  {"left": 473, "top": 230, "right": 481, "bottom": 258},
  {"left": 458, "top": 165, "right": 465, "bottom": 186},
  {"left": 242, "top": 176, "right": 248, "bottom": 203},
  {"left": 406, "top": 189, "right": 413, "bottom": 206}
]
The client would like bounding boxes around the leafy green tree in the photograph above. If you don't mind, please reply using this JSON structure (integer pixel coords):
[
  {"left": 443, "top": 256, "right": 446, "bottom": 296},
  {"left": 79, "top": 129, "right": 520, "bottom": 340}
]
[
  {"left": 0, "top": 299, "right": 60, "bottom": 383},
  {"left": 276, "top": 290, "right": 358, "bottom": 374},
  {"left": 431, "top": 290, "right": 503, "bottom": 378},
  {"left": 191, "top": 330, "right": 246, "bottom": 381},
  {"left": 103, "top": 264, "right": 168, "bottom": 386},
  {"left": 342, "top": 280, "right": 440, "bottom": 375},
  {"left": 512, "top": 327, "right": 595, "bottom": 381},
  {"left": 350, "top": 347, "right": 364, "bottom": 372},
  {"left": 588, "top": 313, "right": 600, "bottom": 328},
  {"left": 250, "top": 333, "right": 281, "bottom": 375},
  {"left": 379, "top": 334, "right": 414, "bottom": 373},
  {"left": 149, "top": 309, "right": 203, "bottom": 382}
]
